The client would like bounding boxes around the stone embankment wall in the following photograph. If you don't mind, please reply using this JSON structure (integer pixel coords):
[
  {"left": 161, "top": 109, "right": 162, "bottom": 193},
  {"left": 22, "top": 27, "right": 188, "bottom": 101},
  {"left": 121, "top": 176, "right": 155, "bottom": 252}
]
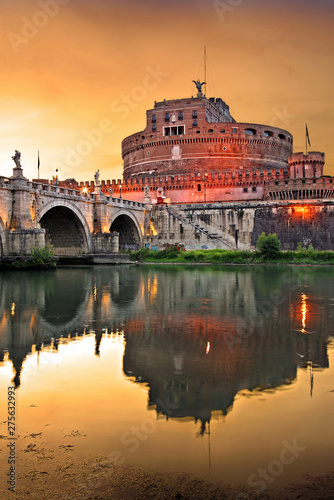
[
  {"left": 251, "top": 204, "right": 334, "bottom": 250},
  {"left": 147, "top": 201, "right": 334, "bottom": 251}
]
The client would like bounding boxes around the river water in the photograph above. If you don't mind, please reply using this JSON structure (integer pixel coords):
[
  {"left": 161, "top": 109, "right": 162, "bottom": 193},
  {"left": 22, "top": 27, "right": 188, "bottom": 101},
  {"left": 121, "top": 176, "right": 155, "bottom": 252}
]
[{"left": 0, "top": 264, "right": 333, "bottom": 492}]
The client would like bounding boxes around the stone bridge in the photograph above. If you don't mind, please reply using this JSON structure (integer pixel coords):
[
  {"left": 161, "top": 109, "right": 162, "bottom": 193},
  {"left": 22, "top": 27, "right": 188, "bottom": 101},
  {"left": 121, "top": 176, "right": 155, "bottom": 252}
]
[{"left": 0, "top": 164, "right": 149, "bottom": 257}]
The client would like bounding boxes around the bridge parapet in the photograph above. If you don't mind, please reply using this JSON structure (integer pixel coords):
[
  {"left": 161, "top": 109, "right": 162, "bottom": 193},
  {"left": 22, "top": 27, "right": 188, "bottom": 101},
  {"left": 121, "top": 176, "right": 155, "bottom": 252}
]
[
  {"left": 31, "top": 181, "right": 85, "bottom": 198},
  {"left": 110, "top": 197, "right": 145, "bottom": 209}
]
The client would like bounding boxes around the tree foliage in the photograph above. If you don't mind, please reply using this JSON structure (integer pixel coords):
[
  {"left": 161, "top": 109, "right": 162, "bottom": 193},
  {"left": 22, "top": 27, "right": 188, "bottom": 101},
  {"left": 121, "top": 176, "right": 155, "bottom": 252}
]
[{"left": 256, "top": 232, "right": 281, "bottom": 260}]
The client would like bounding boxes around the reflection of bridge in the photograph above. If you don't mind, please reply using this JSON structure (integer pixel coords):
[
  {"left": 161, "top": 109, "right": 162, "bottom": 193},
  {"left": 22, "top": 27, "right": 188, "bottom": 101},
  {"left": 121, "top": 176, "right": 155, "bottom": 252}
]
[
  {"left": 0, "top": 266, "right": 331, "bottom": 423},
  {"left": 0, "top": 164, "right": 150, "bottom": 257}
]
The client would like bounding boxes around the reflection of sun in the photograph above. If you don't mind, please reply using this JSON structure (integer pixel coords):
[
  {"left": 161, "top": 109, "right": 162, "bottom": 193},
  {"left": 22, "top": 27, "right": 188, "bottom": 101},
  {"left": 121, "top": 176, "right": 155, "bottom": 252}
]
[{"left": 301, "top": 293, "right": 308, "bottom": 334}]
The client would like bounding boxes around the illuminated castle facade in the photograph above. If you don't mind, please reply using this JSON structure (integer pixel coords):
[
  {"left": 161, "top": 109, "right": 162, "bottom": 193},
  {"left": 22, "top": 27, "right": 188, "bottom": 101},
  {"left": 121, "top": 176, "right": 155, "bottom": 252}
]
[{"left": 81, "top": 89, "right": 327, "bottom": 204}]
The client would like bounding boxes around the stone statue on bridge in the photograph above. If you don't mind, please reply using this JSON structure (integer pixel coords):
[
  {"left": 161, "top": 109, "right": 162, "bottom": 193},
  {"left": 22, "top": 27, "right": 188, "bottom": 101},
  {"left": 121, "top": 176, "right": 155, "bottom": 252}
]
[
  {"left": 94, "top": 169, "right": 100, "bottom": 186},
  {"left": 12, "top": 150, "right": 22, "bottom": 168},
  {"left": 144, "top": 184, "right": 149, "bottom": 198}
]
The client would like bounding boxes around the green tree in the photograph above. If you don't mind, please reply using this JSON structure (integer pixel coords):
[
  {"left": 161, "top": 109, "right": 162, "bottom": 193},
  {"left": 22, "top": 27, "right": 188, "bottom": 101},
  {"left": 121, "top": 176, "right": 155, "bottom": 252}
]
[{"left": 256, "top": 232, "right": 281, "bottom": 260}]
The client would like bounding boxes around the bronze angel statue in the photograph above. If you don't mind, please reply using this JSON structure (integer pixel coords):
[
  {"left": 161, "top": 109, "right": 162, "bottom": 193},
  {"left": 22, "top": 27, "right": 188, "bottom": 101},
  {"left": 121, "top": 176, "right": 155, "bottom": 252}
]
[{"left": 192, "top": 79, "right": 206, "bottom": 94}]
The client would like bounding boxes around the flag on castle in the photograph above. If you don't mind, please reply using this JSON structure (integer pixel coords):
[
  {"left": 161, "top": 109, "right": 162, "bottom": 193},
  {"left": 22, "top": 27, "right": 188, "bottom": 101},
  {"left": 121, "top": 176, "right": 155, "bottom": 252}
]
[{"left": 306, "top": 123, "right": 311, "bottom": 147}]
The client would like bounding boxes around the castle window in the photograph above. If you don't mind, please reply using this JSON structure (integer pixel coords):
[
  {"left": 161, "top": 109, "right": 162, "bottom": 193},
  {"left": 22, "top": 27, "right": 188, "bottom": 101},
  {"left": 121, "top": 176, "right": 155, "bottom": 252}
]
[
  {"left": 220, "top": 129, "right": 225, "bottom": 133},
  {"left": 243, "top": 187, "right": 248, "bottom": 193},
  {"left": 244, "top": 128, "right": 256, "bottom": 135},
  {"left": 223, "top": 146, "right": 227, "bottom": 151},
  {"left": 193, "top": 120, "right": 198, "bottom": 127},
  {"left": 163, "top": 126, "right": 184, "bottom": 136},
  {"left": 232, "top": 128, "right": 237, "bottom": 134},
  {"left": 152, "top": 114, "right": 156, "bottom": 123},
  {"left": 196, "top": 130, "right": 200, "bottom": 134},
  {"left": 178, "top": 111, "right": 183, "bottom": 120},
  {"left": 264, "top": 130, "right": 273, "bottom": 137},
  {"left": 278, "top": 133, "right": 286, "bottom": 140},
  {"left": 209, "top": 129, "right": 213, "bottom": 133},
  {"left": 165, "top": 113, "right": 169, "bottom": 122},
  {"left": 192, "top": 110, "right": 197, "bottom": 118},
  {"left": 197, "top": 184, "right": 202, "bottom": 192},
  {"left": 252, "top": 186, "right": 257, "bottom": 192},
  {"left": 152, "top": 124, "right": 156, "bottom": 132}
]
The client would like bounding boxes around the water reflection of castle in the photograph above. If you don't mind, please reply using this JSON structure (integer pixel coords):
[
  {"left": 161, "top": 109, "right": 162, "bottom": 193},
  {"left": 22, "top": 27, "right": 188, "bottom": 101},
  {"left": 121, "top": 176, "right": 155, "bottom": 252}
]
[{"left": 0, "top": 267, "right": 332, "bottom": 423}]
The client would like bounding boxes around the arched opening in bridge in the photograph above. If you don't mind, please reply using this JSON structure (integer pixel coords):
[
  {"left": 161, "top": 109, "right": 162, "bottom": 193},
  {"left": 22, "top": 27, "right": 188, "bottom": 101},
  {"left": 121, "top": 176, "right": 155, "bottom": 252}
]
[
  {"left": 40, "top": 207, "right": 88, "bottom": 255},
  {"left": 110, "top": 215, "right": 141, "bottom": 251},
  {"left": 41, "top": 268, "right": 90, "bottom": 327}
]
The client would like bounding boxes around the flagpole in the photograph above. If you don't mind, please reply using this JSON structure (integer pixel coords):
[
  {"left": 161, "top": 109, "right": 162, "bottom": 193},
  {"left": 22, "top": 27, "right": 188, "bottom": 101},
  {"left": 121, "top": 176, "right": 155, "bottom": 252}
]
[
  {"left": 38, "top": 151, "right": 40, "bottom": 179},
  {"left": 204, "top": 46, "right": 207, "bottom": 97},
  {"left": 306, "top": 127, "right": 308, "bottom": 155}
]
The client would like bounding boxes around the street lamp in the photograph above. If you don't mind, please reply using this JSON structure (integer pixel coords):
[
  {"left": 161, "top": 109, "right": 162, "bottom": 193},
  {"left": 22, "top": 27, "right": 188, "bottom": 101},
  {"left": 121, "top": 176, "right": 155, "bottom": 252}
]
[{"left": 119, "top": 182, "right": 122, "bottom": 199}]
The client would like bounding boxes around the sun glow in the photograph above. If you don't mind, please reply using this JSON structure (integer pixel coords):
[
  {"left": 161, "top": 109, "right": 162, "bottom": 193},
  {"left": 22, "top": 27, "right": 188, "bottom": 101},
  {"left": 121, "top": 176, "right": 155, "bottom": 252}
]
[{"left": 150, "top": 221, "right": 157, "bottom": 236}]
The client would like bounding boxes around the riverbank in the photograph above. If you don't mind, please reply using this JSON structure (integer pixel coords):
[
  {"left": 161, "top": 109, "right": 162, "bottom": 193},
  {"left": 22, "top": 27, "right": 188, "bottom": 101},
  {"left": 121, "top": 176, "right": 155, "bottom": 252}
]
[
  {"left": 1, "top": 453, "right": 333, "bottom": 500},
  {"left": 129, "top": 247, "right": 334, "bottom": 265},
  {"left": 0, "top": 254, "right": 131, "bottom": 269},
  {"left": 0, "top": 257, "right": 57, "bottom": 270}
]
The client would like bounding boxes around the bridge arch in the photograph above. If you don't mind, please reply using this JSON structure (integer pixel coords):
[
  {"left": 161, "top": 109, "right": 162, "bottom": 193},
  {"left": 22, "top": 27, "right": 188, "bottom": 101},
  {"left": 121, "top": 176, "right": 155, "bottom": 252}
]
[
  {"left": 110, "top": 210, "right": 142, "bottom": 250},
  {"left": 38, "top": 201, "right": 92, "bottom": 255}
]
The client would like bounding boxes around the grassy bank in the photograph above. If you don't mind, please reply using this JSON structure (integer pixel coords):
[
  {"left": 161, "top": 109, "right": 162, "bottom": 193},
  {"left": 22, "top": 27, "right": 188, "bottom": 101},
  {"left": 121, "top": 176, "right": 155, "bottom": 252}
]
[{"left": 129, "top": 247, "right": 334, "bottom": 265}]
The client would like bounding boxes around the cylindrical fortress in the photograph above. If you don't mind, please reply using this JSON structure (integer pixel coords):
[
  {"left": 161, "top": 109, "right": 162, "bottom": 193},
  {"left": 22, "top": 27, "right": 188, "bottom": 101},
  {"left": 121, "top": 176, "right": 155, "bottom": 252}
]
[{"left": 122, "top": 96, "right": 293, "bottom": 178}]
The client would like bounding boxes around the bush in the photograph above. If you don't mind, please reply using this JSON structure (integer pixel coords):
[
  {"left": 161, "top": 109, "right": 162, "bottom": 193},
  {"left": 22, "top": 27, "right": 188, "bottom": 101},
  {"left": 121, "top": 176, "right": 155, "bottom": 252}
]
[
  {"left": 129, "top": 247, "right": 153, "bottom": 261},
  {"left": 256, "top": 232, "right": 281, "bottom": 260},
  {"left": 29, "top": 244, "right": 55, "bottom": 267}
]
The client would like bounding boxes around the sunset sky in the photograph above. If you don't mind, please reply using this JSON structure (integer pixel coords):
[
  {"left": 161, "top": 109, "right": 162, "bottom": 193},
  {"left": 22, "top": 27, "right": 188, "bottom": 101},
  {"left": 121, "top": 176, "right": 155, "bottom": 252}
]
[{"left": 1, "top": 0, "right": 334, "bottom": 182}]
